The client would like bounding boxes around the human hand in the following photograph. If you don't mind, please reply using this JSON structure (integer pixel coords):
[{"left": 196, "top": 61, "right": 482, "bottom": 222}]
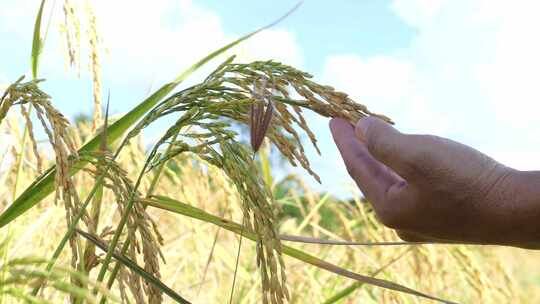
[{"left": 330, "top": 117, "right": 540, "bottom": 248}]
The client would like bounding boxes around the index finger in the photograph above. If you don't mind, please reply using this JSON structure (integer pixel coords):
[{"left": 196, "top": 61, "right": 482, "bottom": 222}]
[{"left": 330, "top": 118, "right": 403, "bottom": 204}]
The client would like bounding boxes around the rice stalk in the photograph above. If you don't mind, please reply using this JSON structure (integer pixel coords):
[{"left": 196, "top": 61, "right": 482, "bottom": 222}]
[
  {"left": 76, "top": 228, "right": 189, "bottom": 304},
  {"left": 60, "top": 0, "right": 81, "bottom": 74},
  {"left": 84, "top": 0, "right": 103, "bottom": 132},
  {"left": 89, "top": 151, "right": 164, "bottom": 303},
  {"left": 19, "top": 104, "right": 42, "bottom": 175},
  {"left": 0, "top": 78, "right": 83, "bottom": 284},
  {"left": 0, "top": 236, "right": 118, "bottom": 303},
  {"left": 72, "top": 148, "right": 164, "bottom": 302},
  {"left": 322, "top": 247, "right": 413, "bottom": 304},
  {"left": 229, "top": 219, "right": 246, "bottom": 304}
]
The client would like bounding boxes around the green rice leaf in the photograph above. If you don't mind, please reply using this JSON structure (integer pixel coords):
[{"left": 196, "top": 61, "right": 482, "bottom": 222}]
[
  {"left": 75, "top": 229, "right": 191, "bottom": 304},
  {"left": 322, "top": 248, "right": 412, "bottom": 304},
  {"left": 144, "top": 195, "right": 458, "bottom": 304},
  {"left": 31, "top": 0, "right": 46, "bottom": 79}
]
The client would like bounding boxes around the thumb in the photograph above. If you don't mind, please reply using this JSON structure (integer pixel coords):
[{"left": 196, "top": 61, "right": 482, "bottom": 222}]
[{"left": 355, "top": 117, "right": 413, "bottom": 178}]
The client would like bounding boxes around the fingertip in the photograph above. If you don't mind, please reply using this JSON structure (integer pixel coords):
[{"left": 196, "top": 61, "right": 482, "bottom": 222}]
[
  {"left": 329, "top": 117, "right": 354, "bottom": 138},
  {"left": 329, "top": 117, "right": 351, "bottom": 129},
  {"left": 329, "top": 117, "right": 338, "bottom": 132}
]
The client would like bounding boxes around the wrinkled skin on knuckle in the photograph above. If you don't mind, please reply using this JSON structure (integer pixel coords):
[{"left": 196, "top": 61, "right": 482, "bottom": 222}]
[
  {"left": 374, "top": 184, "right": 419, "bottom": 230},
  {"left": 432, "top": 141, "right": 510, "bottom": 221},
  {"left": 407, "top": 135, "right": 479, "bottom": 189},
  {"left": 473, "top": 159, "right": 511, "bottom": 199},
  {"left": 379, "top": 132, "right": 527, "bottom": 243},
  {"left": 403, "top": 135, "right": 438, "bottom": 176},
  {"left": 382, "top": 134, "right": 434, "bottom": 181}
]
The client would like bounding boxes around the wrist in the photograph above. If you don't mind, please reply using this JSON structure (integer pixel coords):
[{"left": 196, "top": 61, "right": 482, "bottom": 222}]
[{"left": 496, "top": 169, "right": 540, "bottom": 248}]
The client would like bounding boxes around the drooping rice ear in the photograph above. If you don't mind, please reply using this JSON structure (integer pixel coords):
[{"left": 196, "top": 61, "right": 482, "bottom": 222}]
[{"left": 250, "top": 100, "right": 274, "bottom": 153}]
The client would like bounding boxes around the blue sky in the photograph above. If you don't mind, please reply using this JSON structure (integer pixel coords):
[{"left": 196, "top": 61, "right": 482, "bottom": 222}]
[
  {"left": 197, "top": 1, "right": 416, "bottom": 68},
  {"left": 2, "top": 0, "right": 540, "bottom": 196}
]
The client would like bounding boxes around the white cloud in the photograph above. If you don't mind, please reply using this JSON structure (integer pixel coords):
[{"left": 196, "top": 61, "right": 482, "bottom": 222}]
[
  {"left": 321, "top": 0, "right": 540, "bottom": 171},
  {"left": 86, "top": 0, "right": 228, "bottom": 86},
  {"left": 322, "top": 55, "right": 415, "bottom": 111},
  {"left": 321, "top": 54, "right": 451, "bottom": 135},
  {"left": 89, "top": 0, "right": 302, "bottom": 86},
  {"left": 391, "top": 0, "right": 448, "bottom": 28},
  {"left": 1, "top": 0, "right": 303, "bottom": 88},
  {"left": 0, "top": 0, "right": 305, "bottom": 152},
  {"left": 236, "top": 29, "right": 303, "bottom": 68},
  {"left": 490, "top": 151, "right": 540, "bottom": 171},
  {"left": 473, "top": 1, "right": 540, "bottom": 126}
]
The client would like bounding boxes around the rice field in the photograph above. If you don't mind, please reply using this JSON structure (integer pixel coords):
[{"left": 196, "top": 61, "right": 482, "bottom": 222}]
[{"left": 0, "top": 1, "right": 539, "bottom": 303}]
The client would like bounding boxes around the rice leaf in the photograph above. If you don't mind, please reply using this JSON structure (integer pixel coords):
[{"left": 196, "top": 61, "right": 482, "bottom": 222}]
[
  {"left": 322, "top": 248, "right": 412, "bottom": 304},
  {"left": 278, "top": 234, "right": 434, "bottom": 246},
  {"left": 75, "top": 229, "right": 191, "bottom": 304},
  {"left": 2, "top": 287, "right": 50, "bottom": 304},
  {"left": 31, "top": 0, "right": 46, "bottom": 79},
  {"left": 143, "top": 195, "right": 458, "bottom": 304}
]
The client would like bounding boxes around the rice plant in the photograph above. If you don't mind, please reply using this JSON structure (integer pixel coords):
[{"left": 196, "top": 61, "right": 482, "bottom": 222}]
[
  {"left": 0, "top": 234, "right": 119, "bottom": 303},
  {"left": 0, "top": 1, "right": 533, "bottom": 304}
]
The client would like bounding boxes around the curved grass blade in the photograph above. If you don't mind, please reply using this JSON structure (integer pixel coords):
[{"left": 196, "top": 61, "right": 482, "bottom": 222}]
[
  {"left": 321, "top": 248, "right": 412, "bottom": 304},
  {"left": 229, "top": 221, "right": 245, "bottom": 304},
  {"left": 196, "top": 228, "right": 221, "bottom": 299},
  {"left": 278, "top": 234, "right": 436, "bottom": 246},
  {"left": 0, "top": 1, "right": 303, "bottom": 228},
  {"left": 2, "top": 288, "right": 49, "bottom": 304},
  {"left": 31, "top": 0, "right": 46, "bottom": 79},
  {"left": 143, "top": 195, "right": 458, "bottom": 304},
  {"left": 98, "top": 129, "right": 183, "bottom": 304},
  {"left": 75, "top": 229, "right": 191, "bottom": 304}
]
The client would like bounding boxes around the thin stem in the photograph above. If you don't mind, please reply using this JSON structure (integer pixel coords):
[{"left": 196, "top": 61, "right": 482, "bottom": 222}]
[
  {"left": 229, "top": 220, "right": 245, "bottom": 304},
  {"left": 99, "top": 130, "right": 181, "bottom": 304},
  {"left": 1, "top": 105, "right": 33, "bottom": 304},
  {"left": 81, "top": 95, "right": 109, "bottom": 296},
  {"left": 321, "top": 247, "right": 413, "bottom": 304},
  {"left": 31, "top": 170, "right": 109, "bottom": 296},
  {"left": 12, "top": 106, "right": 32, "bottom": 200},
  {"left": 93, "top": 162, "right": 148, "bottom": 289},
  {"left": 196, "top": 227, "right": 221, "bottom": 299},
  {"left": 33, "top": 95, "right": 112, "bottom": 297},
  {"left": 94, "top": 119, "right": 172, "bottom": 294}
]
